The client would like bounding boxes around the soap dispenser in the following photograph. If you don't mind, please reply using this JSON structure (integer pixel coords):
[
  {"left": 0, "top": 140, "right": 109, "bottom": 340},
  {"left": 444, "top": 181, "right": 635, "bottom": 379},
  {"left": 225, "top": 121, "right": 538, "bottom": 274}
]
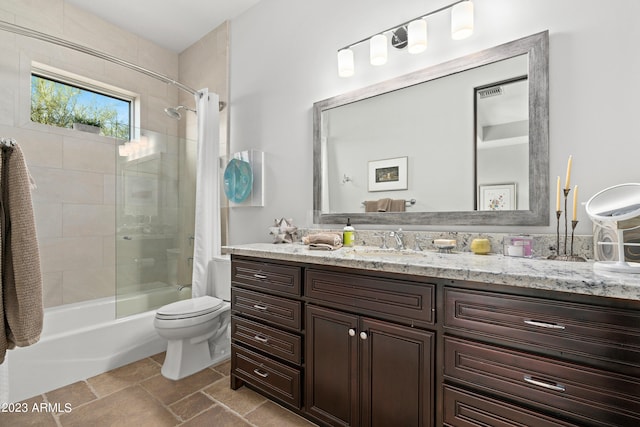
[{"left": 343, "top": 218, "right": 355, "bottom": 247}]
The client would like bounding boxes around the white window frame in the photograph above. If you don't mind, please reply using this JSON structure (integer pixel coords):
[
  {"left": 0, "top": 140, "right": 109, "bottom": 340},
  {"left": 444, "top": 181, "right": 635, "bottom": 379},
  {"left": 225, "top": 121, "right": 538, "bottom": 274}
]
[{"left": 30, "top": 61, "right": 139, "bottom": 139}]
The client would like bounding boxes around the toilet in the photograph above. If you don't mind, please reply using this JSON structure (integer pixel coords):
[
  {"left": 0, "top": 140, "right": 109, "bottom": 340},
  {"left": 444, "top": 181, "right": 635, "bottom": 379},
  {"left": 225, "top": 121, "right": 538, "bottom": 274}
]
[{"left": 154, "top": 255, "right": 231, "bottom": 380}]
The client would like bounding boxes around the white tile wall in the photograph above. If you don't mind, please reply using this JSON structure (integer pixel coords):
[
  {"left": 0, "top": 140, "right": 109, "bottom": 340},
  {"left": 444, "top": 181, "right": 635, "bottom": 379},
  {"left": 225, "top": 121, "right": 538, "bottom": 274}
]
[
  {"left": 62, "top": 204, "right": 115, "bottom": 237},
  {"left": 63, "top": 137, "right": 116, "bottom": 174}
]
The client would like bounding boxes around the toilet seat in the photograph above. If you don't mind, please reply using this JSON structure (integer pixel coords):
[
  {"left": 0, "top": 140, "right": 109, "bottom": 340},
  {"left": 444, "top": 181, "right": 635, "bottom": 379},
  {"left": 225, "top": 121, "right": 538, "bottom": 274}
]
[{"left": 156, "top": 296, "right": 224, "bottom": 320}]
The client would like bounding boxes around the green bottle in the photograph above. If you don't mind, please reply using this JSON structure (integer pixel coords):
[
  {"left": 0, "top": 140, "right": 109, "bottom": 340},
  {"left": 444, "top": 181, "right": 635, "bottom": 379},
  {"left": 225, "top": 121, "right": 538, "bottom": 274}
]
[{"left": 343, "top": 218, "right": 355, "bottom": 247}]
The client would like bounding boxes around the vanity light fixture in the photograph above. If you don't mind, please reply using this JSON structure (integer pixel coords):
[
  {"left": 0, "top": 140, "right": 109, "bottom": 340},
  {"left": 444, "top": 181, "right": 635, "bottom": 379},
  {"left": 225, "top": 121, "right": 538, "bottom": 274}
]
[
  {"left": 451, "top": 0, "right": 474, "bottom": 40},
  {"left": 337, "top": 0, "right": 474, "bottom": 77},
  {"left": 370, "top": 34, "right": 388, "bottom": 65},
  {"left": 407, "top": 19, "right": 428, "bottom": 54},
  {"left": 337, "top": 48, "right": 355, "bottom": 77}
]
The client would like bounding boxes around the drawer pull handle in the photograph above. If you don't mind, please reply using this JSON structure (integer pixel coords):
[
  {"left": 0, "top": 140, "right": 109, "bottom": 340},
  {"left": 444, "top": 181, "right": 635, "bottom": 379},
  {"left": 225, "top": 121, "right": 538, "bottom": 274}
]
[
  {"left": 523, "top": 375, "right": 565, "bottom": 392},
  {"left": 253, "top": 273, "right": 268, "bottom": 280},
  {"left": 253, "top": 304, "right": 268, "bottom": 311},
  {"left": 253, "top": 368, "right": 269, "bottom": 378},
  {"left": 254, "top": 335, "right": 269, "bottom": 343},
  {"left": 524, "top": 320, "right": 565, "bottom": 330},
  {"left": 360, "top": 331, "right": 368, "bottom": 340},
  {"left": 348, "top": 328, "right": 356, "bottom": 337}
]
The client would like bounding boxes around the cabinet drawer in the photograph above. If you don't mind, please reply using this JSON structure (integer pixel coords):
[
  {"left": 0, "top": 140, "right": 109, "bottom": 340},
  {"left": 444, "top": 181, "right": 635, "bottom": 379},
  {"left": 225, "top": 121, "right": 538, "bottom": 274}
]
[
  {"left": 444, "top": 287, "right": 640, "bottom": 373},
  {"left": 231, "top": 315, "right": 302, "bottom": 365},
  {"left": 232, "top": 344, "right": 301, "bottom": 408},
  {"left": 444, "top": 385, "right": 578, "bottom": 427},
  {"left": 232, "top": 259, "right": 301, "bottom": 296},
  {"left": 306, "top": 269, "right": 434, "bottom": 327},
  {"left": 444, "top": 336, "right": 640, "bottom": 427},
  {"left": 232, "top": 288, "right": 302, "bottom": 331}
]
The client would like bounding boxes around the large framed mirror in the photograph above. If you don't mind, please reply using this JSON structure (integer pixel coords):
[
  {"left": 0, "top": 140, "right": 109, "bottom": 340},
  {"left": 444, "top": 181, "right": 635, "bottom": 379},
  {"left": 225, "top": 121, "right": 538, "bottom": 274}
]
[{"left": 313, "top": 31, "right": 549, "bottom": 226}]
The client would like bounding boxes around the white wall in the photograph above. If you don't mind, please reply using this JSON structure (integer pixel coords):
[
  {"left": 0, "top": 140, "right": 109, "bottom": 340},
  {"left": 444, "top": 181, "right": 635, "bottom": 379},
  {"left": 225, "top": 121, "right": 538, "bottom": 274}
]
[{"left": 229, "top": 0, "right": 640, "bottom": 243}]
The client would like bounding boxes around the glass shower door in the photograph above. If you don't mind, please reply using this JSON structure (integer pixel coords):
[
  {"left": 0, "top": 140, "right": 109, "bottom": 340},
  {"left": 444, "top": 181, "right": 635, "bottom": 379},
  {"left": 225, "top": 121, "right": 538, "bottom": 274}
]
[{"left": 115, "top": 130, "right": 195, "bottom": 317}]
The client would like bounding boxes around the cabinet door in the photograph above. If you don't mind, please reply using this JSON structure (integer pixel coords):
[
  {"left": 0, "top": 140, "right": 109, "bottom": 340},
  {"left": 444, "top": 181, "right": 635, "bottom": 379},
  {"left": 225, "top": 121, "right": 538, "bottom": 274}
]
[
  {"left": 306, "top": 305, "right": 359, "bottom": 427},
  {"left": 360, "top": 317, "right": 434, "bottom": 427}
]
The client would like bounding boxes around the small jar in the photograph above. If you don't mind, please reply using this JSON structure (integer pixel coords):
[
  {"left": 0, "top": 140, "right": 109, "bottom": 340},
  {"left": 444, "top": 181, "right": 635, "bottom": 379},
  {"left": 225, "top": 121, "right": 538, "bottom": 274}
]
[{"left": 470, "top": 238, "right": 491, "bottom": 255}]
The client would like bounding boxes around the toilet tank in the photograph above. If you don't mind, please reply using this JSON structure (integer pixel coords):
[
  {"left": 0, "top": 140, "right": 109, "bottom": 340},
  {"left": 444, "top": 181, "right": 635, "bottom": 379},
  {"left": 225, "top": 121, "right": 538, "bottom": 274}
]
[{"left": 210, "top": 255, "right": 231, "bottom": 301}]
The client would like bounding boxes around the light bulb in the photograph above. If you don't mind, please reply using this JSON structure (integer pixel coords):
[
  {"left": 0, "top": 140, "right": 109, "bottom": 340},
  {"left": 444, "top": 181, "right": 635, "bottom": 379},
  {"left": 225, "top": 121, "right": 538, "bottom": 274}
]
[
  {"left": 370, "top": 34, "right": 388, "bottom": 66},
  {"left": 452, "top": 1, "right": 474, "bottom": 40},
  {"left": 408, "top": 20, "right": 427, "bottom": 54},
  {"left": 337, "top": 48, "right": 354, "bottom": 77}
]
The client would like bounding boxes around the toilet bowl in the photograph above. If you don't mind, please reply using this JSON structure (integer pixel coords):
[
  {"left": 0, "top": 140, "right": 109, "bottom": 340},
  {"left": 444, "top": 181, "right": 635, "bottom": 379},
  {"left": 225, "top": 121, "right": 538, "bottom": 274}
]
[{"left": 154, "top": 255, "right": 231, "bottom": 380}]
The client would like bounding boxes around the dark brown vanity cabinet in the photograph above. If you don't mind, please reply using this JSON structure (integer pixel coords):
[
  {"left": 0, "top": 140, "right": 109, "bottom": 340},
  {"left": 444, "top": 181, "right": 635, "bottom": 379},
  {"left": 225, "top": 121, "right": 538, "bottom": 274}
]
[
  {"left": 230, "top": 258, "right": 304, "bottom": 408},
  {"left": 306, "top": 305, "right": 434, "bottom": 427},
  {"left": 230, "top": 254, "right": 640, "bottom": 427},
  {"left": 305, "top": 269, "right": 435, "bottom": 427},
  {"left": 443, "top": 287, "right": 640, "bottom": 427}
]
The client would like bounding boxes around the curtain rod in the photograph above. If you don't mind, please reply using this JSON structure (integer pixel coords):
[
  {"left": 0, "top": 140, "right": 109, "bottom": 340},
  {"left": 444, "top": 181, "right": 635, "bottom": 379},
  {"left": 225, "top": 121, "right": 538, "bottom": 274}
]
[{"left": 0, "top": 19, "right": 199, "bottom": 96}]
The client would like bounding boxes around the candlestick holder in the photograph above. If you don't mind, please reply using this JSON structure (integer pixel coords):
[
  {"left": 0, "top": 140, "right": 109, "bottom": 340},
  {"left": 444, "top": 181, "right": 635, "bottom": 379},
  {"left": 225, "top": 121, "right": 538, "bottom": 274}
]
[{"left": 547, "top": 188, "right": 586, "bottom": 262}]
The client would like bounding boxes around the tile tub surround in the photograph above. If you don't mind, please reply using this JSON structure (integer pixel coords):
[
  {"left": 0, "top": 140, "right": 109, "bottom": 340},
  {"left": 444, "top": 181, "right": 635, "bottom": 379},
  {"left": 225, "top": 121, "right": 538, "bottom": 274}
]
[
  {"left": 224, "top": 243, "right": 640, "bottom": 301},
  {"left": 296, "top": 228, "right": 594, "bottom": 259}
]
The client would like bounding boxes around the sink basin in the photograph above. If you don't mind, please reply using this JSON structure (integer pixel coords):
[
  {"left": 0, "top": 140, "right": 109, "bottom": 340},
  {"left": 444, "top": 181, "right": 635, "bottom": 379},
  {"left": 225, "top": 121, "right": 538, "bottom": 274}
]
[
  {"left": 345, "top": 247, "right": 472, "bottom": 257},
  {"left": 346, "top": 248, "right": 429, "bottom": 257}
]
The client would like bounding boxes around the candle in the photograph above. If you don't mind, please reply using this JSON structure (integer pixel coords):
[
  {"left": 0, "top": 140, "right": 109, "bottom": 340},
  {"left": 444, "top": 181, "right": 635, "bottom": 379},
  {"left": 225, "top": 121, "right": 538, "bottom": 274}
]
[
  {"left": 572, "top": 185, "right": 578, "bottom": 221},
  {"left": 565, "top": 155, "right": 572, "bottom": 190},
  {"left": 556, "top": 176, "right": 561, "bottom": 211}
]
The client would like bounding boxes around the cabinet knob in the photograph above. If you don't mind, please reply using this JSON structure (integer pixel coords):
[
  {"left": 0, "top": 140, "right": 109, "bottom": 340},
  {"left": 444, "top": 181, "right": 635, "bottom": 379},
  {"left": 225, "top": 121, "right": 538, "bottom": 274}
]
[
  {"left": 360, "top": 331, "right": 368, "bottom": 340},
  {"left": 348, "top": 328, "right": 356, "bottom": 337}
]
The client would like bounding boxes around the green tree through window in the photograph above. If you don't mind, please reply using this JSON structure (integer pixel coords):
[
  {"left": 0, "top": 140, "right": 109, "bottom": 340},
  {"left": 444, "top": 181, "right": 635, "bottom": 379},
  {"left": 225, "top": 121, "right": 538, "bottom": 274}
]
[{"left": 30, "top": 74, "right": 131, "bottom": 140}]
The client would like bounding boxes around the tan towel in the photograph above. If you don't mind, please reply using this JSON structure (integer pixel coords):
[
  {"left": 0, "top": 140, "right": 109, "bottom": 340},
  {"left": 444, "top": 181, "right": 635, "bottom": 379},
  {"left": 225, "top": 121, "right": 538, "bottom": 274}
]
[
  {"left": 389, "top": 199, "right": 406, "bottom": 212},
  {"left": 1, "top": 144, "right": 43, "bottom": 364},
  {"left": 377, "top": 198, "right": 391, "bottom": 212},
  {"left": 302, "top": 233, "right": 343, "bottom": 247},
  {"left": 364, "top": 199, "right": 391, "bottom": 212},
  {"left": 364, "top": 201, "right": 378, "bottom": 212}
]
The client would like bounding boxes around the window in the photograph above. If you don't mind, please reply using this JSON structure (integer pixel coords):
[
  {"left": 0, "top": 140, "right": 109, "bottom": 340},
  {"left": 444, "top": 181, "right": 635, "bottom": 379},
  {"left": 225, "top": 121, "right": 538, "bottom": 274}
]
[{"left": 30, "top": 68, "right": 132, "bottom": 140}]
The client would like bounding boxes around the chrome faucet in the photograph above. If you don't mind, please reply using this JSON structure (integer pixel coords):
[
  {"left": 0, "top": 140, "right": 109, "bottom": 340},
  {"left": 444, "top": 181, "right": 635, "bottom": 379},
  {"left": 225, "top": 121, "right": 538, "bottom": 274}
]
[
  {"left": 374, "top": 232, "right": 389, "bottom": 249},
  {"left": 390, "top": 228, "right": 405, "bottom": 250}
]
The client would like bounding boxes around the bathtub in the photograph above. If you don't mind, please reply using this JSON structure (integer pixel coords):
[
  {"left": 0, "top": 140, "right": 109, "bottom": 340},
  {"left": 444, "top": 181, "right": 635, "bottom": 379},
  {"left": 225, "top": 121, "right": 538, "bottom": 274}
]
[{"left": 1, "top": 286, "right": 188, "bottom": 403}]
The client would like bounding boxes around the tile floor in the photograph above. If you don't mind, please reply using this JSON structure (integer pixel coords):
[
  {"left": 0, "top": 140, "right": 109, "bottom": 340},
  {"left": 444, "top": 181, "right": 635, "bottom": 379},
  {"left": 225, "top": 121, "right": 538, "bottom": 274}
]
[{"left": 2, "top": 353, "right": 317, "bottom": 427}]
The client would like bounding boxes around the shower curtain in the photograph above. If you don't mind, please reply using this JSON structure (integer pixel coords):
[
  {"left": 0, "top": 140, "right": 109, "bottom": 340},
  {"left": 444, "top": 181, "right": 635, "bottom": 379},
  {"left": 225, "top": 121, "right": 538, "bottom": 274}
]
[{"left": 191, "top": 89, "right": 221, "bottom": 298}]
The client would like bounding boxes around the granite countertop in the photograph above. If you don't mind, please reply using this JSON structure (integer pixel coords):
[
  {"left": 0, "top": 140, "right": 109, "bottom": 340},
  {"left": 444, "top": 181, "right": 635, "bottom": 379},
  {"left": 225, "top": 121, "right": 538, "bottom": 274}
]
[{"left": 224, "top": 243, "right": 640, "bottom": 302}]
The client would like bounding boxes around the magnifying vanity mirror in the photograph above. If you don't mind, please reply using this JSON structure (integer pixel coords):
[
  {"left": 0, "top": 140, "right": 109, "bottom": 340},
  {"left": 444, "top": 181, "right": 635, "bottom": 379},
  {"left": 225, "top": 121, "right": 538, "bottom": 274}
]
[
  {"left": 313, "top": 31, "right": 549, "bottom": 226},
  {"left": 586, "top": 183, "right": 640, "bottom": 273}
]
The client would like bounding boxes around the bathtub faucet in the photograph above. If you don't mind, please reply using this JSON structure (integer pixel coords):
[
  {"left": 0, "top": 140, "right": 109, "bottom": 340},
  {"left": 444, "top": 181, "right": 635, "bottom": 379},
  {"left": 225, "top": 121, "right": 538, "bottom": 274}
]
[{"left": 176, "top": 284, "right": 191, "bottom": 292}]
